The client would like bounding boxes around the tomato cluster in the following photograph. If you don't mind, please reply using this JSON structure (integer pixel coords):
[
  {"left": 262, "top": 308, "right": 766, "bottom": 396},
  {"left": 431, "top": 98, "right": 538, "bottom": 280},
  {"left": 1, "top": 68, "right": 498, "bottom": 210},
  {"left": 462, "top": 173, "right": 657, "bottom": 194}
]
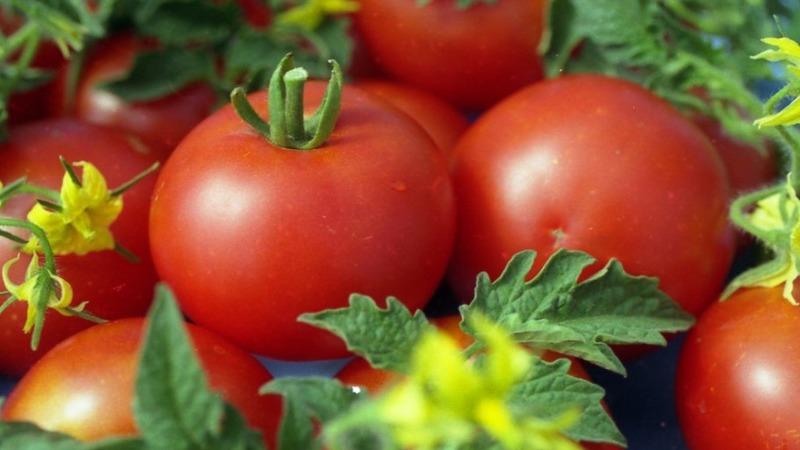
[{"left": 0, "top": 1, "right": 789, "bottom": 449}]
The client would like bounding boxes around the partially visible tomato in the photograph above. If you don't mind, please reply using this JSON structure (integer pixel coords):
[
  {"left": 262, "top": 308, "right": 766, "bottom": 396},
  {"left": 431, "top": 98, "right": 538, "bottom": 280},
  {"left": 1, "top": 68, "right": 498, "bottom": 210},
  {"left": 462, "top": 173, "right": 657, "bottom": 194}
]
[
  {"left": 357, "top": 80, "right": 469, "bottom": 153},
  {"left": 0, "top": 119, "right": 159, "bottom": 376},
  {"left": 355, "top": 0, "right": 547, "bottom": 111},
  {"left": 149, "top": 82, "right": 456, "bottom": 361},
  {"left": 49, "top": 34, "right": 217, "bottom": 159},
  {"left": 693, "top": 116, "right": 777, "bottom": 196},
  {"left": 676, "top": 287, "right": 800, "bottom": 449},
  {"left": 1, "top": 318, "right": 281, "bottom": 447},
  {"left": 336, "top": 316, "right": 621, "bottom": 450},
  {"left": 448, "top": 75, "right": 735, "bottom": 319},
  {"left": 236, "top": 0, "right": 271, "bottom": 27}
]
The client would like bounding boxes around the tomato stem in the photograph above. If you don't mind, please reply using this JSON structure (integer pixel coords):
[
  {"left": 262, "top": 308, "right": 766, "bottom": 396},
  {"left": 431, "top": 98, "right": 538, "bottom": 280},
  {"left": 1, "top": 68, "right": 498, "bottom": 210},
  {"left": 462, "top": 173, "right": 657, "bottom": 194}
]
[
  {"left": 284, "top": 67, "right": 309, "bottom": 144},
  {"left": 231, "top": 53, "right": 343, "bottom": 150}
]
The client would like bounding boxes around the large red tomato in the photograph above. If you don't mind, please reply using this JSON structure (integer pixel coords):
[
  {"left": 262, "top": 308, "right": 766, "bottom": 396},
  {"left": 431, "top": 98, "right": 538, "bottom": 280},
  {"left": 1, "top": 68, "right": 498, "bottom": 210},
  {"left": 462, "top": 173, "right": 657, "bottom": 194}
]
[
  {"left": 448, "top": 75, "right": 735, "bottom": 318},
  {"left": 149, "top": 82, "right": 456, "bottom": 361},
  {"left": 1, "top": 318, "right": 281, "bottom": 446},
  {"left": 49, "top": 34, "right": 217, "bottom": 159},
  {"left": 336, "top": 316, "right": 621, "bottom": 450},
  {"left": 0, "top": 119, "right": 159, "bottom": 376},
  {"left": 354, "top": 0, "right": 547, "bottom": 111},
  {"left": 676, "top": 287, "right": 800, "bottom": 449},
  {"left": 356, "top": 80, "right": 469, "bottom": 153}
]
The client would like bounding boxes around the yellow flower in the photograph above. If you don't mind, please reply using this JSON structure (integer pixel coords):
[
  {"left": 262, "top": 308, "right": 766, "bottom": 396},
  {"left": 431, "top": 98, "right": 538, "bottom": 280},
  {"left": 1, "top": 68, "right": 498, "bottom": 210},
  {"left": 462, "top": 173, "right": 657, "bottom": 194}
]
[
  {"left": 276, "top": 0, "right": 359, "bottom": 31},
  {"left": 2, "top": 253, "right": 85, "bottom": 333},
  {"left": 378, "top": 316, "right": 580, "bottom": 450},
  {"left": 753, "top": 37, "right": 800, "bottom": 128},
  {"left": 23, "top": 162, "right": 123, "bottom": 256}
]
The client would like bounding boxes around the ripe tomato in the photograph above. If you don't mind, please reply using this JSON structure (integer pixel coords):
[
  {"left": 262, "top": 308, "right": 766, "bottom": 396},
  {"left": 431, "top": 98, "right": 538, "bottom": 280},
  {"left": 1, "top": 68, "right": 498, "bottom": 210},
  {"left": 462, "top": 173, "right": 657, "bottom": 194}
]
[
  {"left": 336, "top": 316, "right": 621, "bottom": 450},
  {"left": 676, "top": 287, "right": 800, "bottom": 449},
  {"left": 149, "top": 82, "right": 456, "bottom": 361},
  {"left": 448, "top": 75, "right": 735, "bottom": 318},
  {"left": 354, "top": 0, "right": 547, "bottom": 111},
  {"left": 49, "top": 34, "right": 217, "bottom": 159},
  {"left": 236, "top": 0, "right": 271, "bottom": 27},
  {"left": 692, "top": 116, "right": 777, "bottom": 196},
  {"left": 0, "top": 119, "right": 159, "bottom": 376},
  {"left": 357, "top": 80, "right": 469, "bottom": 153},
  {"left": 1, "top": 318, "right": 281, "bottom": 446}
]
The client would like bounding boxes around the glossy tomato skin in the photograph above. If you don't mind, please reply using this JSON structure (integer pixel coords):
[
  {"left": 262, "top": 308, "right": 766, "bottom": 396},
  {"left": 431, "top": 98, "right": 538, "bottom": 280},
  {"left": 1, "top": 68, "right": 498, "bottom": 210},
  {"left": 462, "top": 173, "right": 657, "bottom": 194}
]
[
  {"left": 676, "top": 287, "right": 800, "bottom": 449},
  {"left": 1, "top": 318, "right": 281, "bottom": 446},
  {"left": 337, "top": 316, "right": 621, "bottom": 450},
  {"left": 357, "top": 80, "right": 469, "bottom": 153},
  {"left": 448, "top": 75, "right": 735, "bottom": 318},
  {"left": 0, "top": 119, "right": 159, "bottom": 376},
  {"left": 355, "top": 0, "right": 547, "bottom": 111},
  {"left": 49, "top": 34, "right": 217, "bottom": 159},
  {"left": 149, "top": 82, "right": 456, "bottom": 361},
  {"left": 693, "top": 116, "right": 777, "bottom": 196}
]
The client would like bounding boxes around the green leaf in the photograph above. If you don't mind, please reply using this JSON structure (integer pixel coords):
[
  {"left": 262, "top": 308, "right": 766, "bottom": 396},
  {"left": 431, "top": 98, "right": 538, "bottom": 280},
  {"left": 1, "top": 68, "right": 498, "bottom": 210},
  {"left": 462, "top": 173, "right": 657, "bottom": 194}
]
[
  {"left": 299, "top": 295, "right": 432, "bottom": 373},
  {"left": 262, "top": 377, "right": 363, "bottom": 450},
  {"left": 0, "top": 421, "right": 146, "bottom": 450},
  {"left": 133, "top": 284, "right": 265, "bottom": 450},
  {"left": 461, "top": 250, "right": 694, "bottom": 376},
  {"left": 508, "top": 358, "right": 626, "bottom": 447},
  {"left": 101, "top": 48, "right": 215, "bottom": 102},
  {"left": 542, "top": 0, "right": 768, "bottom": 147},
  {"left": 134, "top": 1, "right": 241, "bottom": 46}
]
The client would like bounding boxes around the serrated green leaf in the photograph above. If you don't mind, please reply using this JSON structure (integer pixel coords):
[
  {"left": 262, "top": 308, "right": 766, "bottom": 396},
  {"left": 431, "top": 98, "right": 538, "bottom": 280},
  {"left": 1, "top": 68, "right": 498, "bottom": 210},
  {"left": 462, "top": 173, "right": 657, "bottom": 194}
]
[
  {"left": 262, "top": 377, "right": 362, "bottom": 424},
  {"left": 462, "top": 250, "right": 694, "bottom": 376},
  {"left": 262, "top": 377, "right": 363, "bottom": 450},
  {"left": 101, "top": 49, "right": 215, "bottom": 102},
  {"left": 508, "top": 358, "right": 626, "bottom": 447},
  {"left": 134, "top": 284, "right": 226, "bottom": 450},
  {"left": 542, "top": 0, "right": 769, "bottom": 146},
  {"left": 135, "top": 1, "right": 241, "bottom": 46},
  {"left": 300, "top": 295, "right": 432, "bottom": 373}
]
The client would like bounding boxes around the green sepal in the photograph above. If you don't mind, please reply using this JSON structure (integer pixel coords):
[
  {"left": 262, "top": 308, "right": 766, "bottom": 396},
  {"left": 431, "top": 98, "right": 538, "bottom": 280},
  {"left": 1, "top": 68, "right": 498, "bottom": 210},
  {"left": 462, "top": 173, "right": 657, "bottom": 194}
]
[
  {"left": 509, "top": 358, "right": 626, "bottom": 447},
  {"left": 101, "top": 49, "right": 216, "bottom": 103},
  {"left": 299, "top": 295, "right": 432, "bottom": 373},
  {"left": 461, "top": 250, "right": 694, "bottom": 376}
]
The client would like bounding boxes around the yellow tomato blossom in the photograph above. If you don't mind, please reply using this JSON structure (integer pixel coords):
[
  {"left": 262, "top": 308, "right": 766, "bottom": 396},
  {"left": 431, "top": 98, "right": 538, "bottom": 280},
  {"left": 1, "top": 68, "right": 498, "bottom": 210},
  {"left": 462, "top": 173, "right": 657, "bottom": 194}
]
[
  {"left": 23, "top": 162, "right": 122, "bottom": 256},
  {"left": 378, "top": 316, "right": 580, "bottom": 450},
  {"left": 753, "top": 37, "right": 800, "bottom": 128},
  {"left": 276, "top": 0, "right": 359, "bottom": 31},
  {"left": 2, "top": 253, "right": 85, "bottom": 333}
]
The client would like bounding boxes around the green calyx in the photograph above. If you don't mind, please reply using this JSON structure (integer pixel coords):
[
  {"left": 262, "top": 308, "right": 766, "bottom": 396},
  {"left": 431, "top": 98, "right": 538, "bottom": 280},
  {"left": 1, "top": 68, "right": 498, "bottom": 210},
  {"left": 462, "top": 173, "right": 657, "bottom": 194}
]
[{"left": 231, "top": 53, "right": 344, "bottom": 150}]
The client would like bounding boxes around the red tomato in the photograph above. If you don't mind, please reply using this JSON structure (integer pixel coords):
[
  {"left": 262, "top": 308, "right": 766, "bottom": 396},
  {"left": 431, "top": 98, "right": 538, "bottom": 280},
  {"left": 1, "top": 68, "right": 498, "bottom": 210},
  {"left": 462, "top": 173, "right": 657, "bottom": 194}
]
[
  {"left": 236, "top": 0, "right": 271, "bottom": 27},
  {"left": 0, "top": 119, "right": 159, "bottom": 376},
  {"left": 356, "top": 80, "right": 469, "bottom": 153},
  {"left": 448, "top": 75, "right": 735, "bottom": 318},
  {"left": 693, "top": 116, "right": 777, "bottom": 196},
  {"left": 336, "top": 316, "right": 621, "bottom": 450},
  {"left": 676, "top": 287, "right": 800, "bottom": 449},
  {"left": 1, "top": 318, "right": 281, "bottom": 446},
  {"left": 49, "top": 34, "right": 217, "bottom": 159},
  {"left": 354, "top": 0, "right": 547, "bottom": 111},
  {"left": 149, "top": 82, "right": 456, "bottom": 361}
]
